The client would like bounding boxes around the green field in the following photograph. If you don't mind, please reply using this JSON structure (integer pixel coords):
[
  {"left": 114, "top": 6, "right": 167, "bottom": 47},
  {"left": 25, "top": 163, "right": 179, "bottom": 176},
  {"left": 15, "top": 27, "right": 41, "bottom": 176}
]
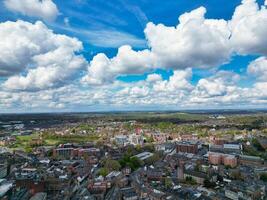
[{"left": 8, "top": 133, "right": 100, "bottom": 152}]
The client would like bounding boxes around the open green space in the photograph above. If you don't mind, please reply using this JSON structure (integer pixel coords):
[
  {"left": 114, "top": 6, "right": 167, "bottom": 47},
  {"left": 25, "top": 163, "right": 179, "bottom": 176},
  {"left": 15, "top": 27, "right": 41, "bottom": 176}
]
[{"left": 8, "top": 132, "right": 100, "bottom": 152}]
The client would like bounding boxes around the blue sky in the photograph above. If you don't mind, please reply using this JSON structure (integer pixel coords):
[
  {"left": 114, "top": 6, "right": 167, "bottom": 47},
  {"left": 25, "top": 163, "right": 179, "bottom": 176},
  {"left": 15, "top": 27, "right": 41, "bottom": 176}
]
[
  {"left": 0, "top": 0, "right": 267, "bottom": 112},
  {"left": 0, "top": 0, "right": 259, "bottom": 58}
]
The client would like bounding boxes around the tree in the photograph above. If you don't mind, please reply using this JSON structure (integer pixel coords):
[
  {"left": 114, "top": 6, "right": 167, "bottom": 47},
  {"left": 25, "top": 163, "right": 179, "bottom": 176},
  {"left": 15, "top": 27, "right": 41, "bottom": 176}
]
[
  {"left": 145, "top": 153, "right": 160, "bottom": 165},
  {"left": 135, "top": 145, "right": 142, "bottom": 152},
  {"left": 194, "top": 163, "right": 201, "bottom": 172},
  {"left": 126, "top": 146, "right": 136, "bottom": 156},
  {"left": 252, "top": 138, "right": 264, "bottom": 151},
  {"left": 71, "top": 128, "right": 76, "bottom": 134},
  {"left": 143, "top": 144, "right": 155, "bottom": 152},
  {"left": 164, "top": 177, "right": 172, "bottom": 188},
  {"left": 260, "top": 173, "right": 267, "bottom": 182},
  {"left": 145, "top": 136, "right": 154, "bottom": 143},
  {"left": 99, "top": 168, "right": 109, "bottom": 177},
  {"left": 185, "top": 176, "right": 197, "bottom": 185},
  {"left": 104, "top": 159, "right": 121, "bottom": 171},
  {"left": 119, "top": 155, "right": 143, "bottom": 170},
  {"left": 129, "top": 156, "right": 144, "bottom": 170},
  {"left": 204, "top": 179, "right": 215, "bottom": 188}
]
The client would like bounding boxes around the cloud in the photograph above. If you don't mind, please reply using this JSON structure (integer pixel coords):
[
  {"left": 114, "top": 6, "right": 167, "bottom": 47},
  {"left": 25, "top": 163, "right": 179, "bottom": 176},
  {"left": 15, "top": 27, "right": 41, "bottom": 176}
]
[
  {"left": 145, "top": 7, "right": 232, "bottom": 69},
  {"left": 247, "top": 56, "right": 267, "bottom": 81},
  {"left": 82, "top": 7, "right": 232, "bottom": 85},
  {"left": 4, "top": 0, "right": 59, "bottom": 21},
  {"left": 146, "top": 74, "right": 162, "bottom": 82},
  {"left": 50, "top": 23, "right": 147, "bottom": 48},
  {"left": 0, "top": 20, "right": 87, "bottom": 90},
  {"left": 64, "top": 17, "right": 70, "bottom": 27},
  {"left": 1, "top": 69, "right": 266, "bottom": 112},
  {"left": 253, "top": 82, "right": 267, "bottom": 97},
  {"left": 81, "top": 45, "right": 155, "bottom": 85},
  {"left": 192, "top": 71, "right": 239, "bottom": 98},
  {"left": 2, "top": 0, "right": 267, "bottom": 111},
  {"left": 82, "top": 0, "right": 267, "bottom": 86},
  {"left": 153, "top": 69, "right": 193, "bottom": 92},
  {"left": 119, "top": 0, "right": 148, "bottom": 28},
  {"left": 80, "top": 29, "right": 147, "bottom": 48},
  {"left": 229, "top": 0, "right": 267, "bottom": 55},
  {"left": 81, "top": 6, "right": 233, "bottom": 85},
  {"left": 3, "top": 48, "right": 86, "bottom": 90}
]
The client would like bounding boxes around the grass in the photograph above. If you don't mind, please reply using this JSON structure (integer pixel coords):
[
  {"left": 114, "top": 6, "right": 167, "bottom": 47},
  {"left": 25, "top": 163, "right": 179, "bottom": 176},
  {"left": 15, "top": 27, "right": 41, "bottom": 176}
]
[{"left": 9, "top": 132, "right": 100, "bottom": 152}]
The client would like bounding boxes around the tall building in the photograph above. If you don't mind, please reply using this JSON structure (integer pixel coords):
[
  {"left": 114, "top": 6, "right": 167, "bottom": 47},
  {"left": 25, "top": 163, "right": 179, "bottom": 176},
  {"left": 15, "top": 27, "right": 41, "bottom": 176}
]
[{"left": 177, "top": 160, "right": 185, "bottom": 180}]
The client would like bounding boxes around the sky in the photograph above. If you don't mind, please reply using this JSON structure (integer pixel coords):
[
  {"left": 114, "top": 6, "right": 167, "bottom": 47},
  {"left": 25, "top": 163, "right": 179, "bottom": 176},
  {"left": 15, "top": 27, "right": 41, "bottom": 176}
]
[{"left": 0, "top": 0, "right": 267, "bottom": 113}]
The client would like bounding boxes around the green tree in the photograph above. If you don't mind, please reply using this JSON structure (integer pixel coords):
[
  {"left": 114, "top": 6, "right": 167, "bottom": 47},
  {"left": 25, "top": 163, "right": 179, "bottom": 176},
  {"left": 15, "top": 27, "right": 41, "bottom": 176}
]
[
  {"left": 145, "top": 153, "right": 160, "bottom": 165},
  {"left": 164, "top": 177, "right": 172, "bottom": 188},
  {"left": 104, "top": 159, "right": 121, "bottom": 171},
  {"left": 260, "top": 173, "right": 267, "bottom": 182},
  {"left": 119, "top": 155, "right": 143, "bottom": 170},
  {"left": 99, "top": 168, "right": 109, "bottom": 177},
  {"left": 185, "top": 176, "right": 197, "bottom": 185}
]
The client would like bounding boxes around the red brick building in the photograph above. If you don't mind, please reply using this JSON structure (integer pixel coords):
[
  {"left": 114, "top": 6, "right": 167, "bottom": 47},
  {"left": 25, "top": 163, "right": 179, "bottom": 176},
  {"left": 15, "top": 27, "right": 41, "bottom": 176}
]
[{"left": 176, "top": 141, "right": 198, "bottom": 154}]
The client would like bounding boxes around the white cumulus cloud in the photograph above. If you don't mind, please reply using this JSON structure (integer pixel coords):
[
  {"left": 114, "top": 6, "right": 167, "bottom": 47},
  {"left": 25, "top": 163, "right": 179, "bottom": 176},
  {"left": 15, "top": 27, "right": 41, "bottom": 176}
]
[
  {"left": 4, "top": 0, "right": 59, "bottom": 21},
  {"left": 81, "top": 45, "right": 155, "bottom": 85},
  {"left": 247, "top": 57, "right": 267, "bottom": 81},
  {"left": 230, "top": 0, "right": 267, "bottom": 55},
  {"left": 0, "top": 20, "right": 87, "bottom": 90}
]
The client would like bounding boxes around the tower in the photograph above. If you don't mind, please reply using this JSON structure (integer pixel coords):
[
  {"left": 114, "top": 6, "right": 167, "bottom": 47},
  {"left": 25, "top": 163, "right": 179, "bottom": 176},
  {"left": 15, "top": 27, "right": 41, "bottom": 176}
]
[{"left": 177, "top": 159, "right": 185, "bottom": 180}]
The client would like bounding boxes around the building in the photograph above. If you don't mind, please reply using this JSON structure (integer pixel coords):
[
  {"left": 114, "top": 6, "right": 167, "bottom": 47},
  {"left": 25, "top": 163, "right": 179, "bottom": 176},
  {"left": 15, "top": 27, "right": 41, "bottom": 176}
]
[
  {"left": 239, "top": 155, "right": 264, "bottom": 166},
  {"left": 208, "top": 152, "right": 237, "bottom": 167},
  {"left": 223, "top": 155, "right": 237, "bottom": 168},
  {"left": 120, "top": 187, "right": 138, "bottom": 200},
  {"left": 77, "top": 148, "right": 101, "bottom": 157},
  {"left": 122, "top": 167, "right": 131, "bottom": 176},
  {"left": 115, "top": 135, "right": 129, "bottom": 146},
  {"left": 133, "top": 152, "right": 154, "bottom": 161},
  {"left": 177, "top": 160, "right": 185, "bottom": 180},
  {"left": 213, "top": 138, "right": 227, "bottom": 145},
  {"left": 88, "top": 181, "right": 109, "bottom": 199},
  {"left": 209, "top": 144, "right": 224, "bottom": 153},
  {"left": 152, "top": 132, "right": 166, "bottom": 143},
  {"left": 146, "top": 170, "right": 164, "bottom": 181},
  {"left": 0, "top": 163, "right": 8, "bottom": 179},
  {"left": 184, "top": 170, "right": 206, "bottom": 185},
  {"left": 208, "top": 153, "right": 222, "bottom": 165},
  {"left": 29, "top": 192, "right": 47, "bottom": 200},
  {"left": 52, "top": 148, "right": 74, "bottom": 159},
  {"left": 209, "top": 143, "right": 242, "bottom": 154},
  {"left": 155, "top": 143, "right": 175, "bottom": 154},
  {"left": 223, "top": 144, "right": 242, "bottom": 154},
  {"left": 11, "top": 188, "right": 30, "bottom": 200},
  {"left": 129, "top": 134, "right": 144, "bottom": 146},
  {"left": 15, "top": 168, "right": 45, "bottom": 195},
  {"left": 180, "top": 134, "right": 198, "bottom": 141},
  {"left": 106, "top": 171, "right": 122, "bottom": 183},
  {"left": 0, "top": 179, "right": 13, "bottom": 199},
  {"left": 176, "top": 141, "right": 198, "bottom": 154},
  {"left": 225, "top": 181, "right": 265, "bottom": 200}
]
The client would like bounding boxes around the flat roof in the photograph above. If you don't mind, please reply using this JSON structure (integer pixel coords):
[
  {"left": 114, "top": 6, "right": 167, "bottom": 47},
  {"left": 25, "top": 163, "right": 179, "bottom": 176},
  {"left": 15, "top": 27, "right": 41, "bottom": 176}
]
[
  {"left": 0, "top": 182, "right": 13, "bottom": 197},
  {"left": 134, "top": 152, "right": 154, "bottom": 160}
]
